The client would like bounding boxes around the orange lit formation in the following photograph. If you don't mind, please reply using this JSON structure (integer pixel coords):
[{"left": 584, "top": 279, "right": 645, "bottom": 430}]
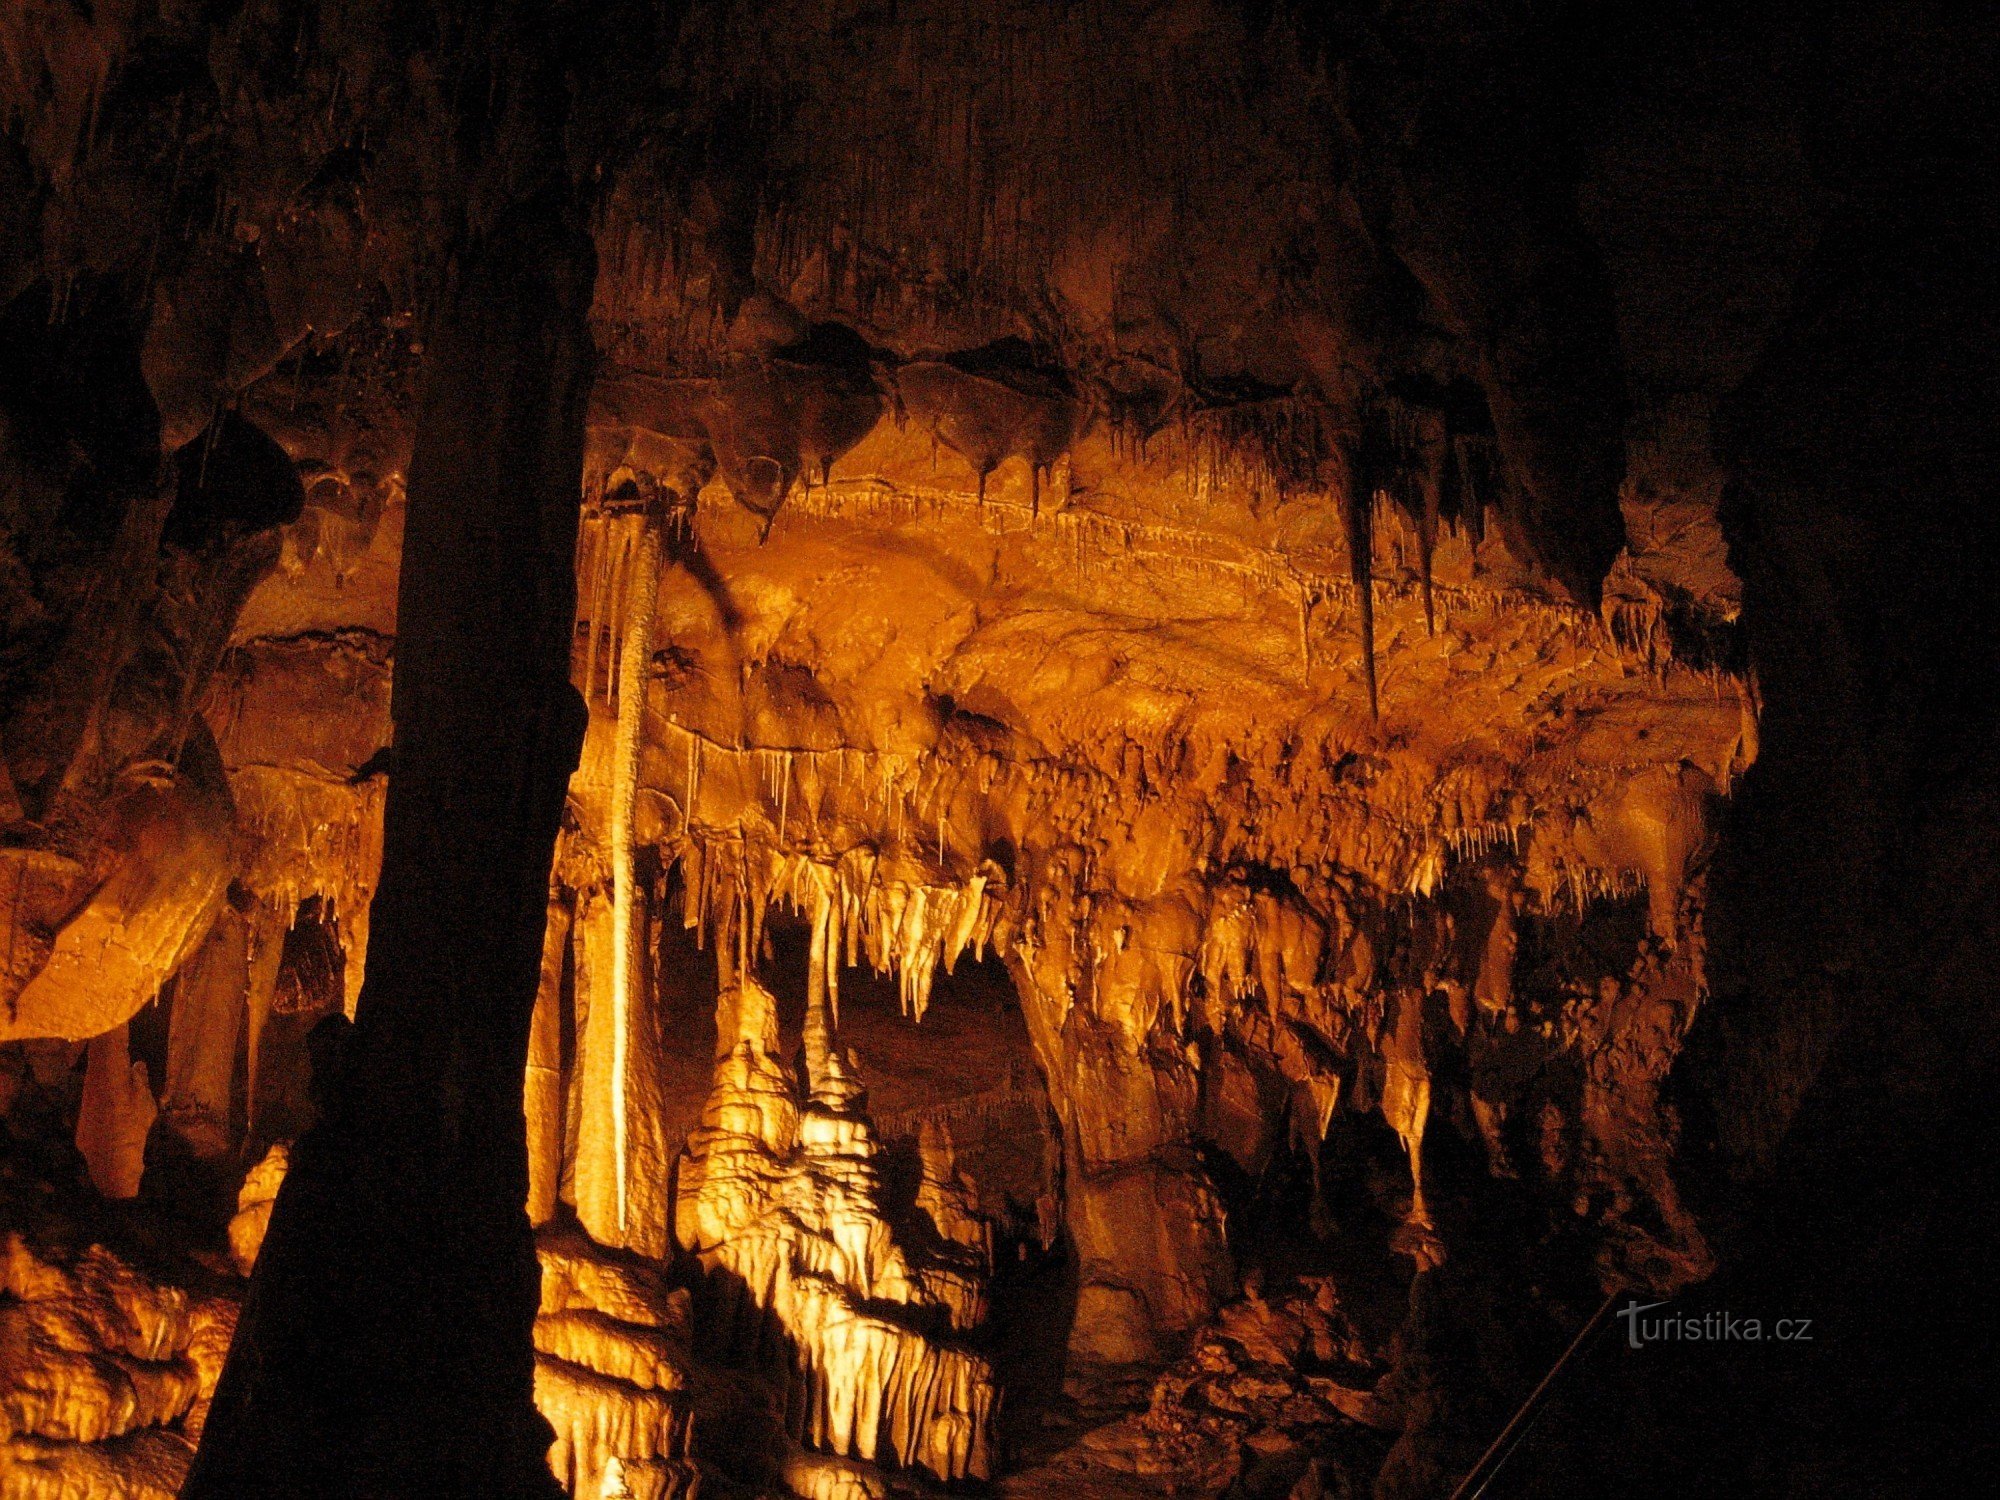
[{"left": 4, "top": 2, "right": 1991, "bottom": 1497}]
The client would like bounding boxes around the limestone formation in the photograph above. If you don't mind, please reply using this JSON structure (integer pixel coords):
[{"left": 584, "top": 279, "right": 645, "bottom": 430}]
[
  {"left": 73, "top": 1026, "right": 155, "bottom": 1202},
  {"left": 532, "top": 1230, "right": 700, "bottom": 1500},
  {"left": 674, "top": 976, "right": 997, "bottom": 1482},
  {"left": 0, "top": 1229, "right": 235, "bottom": 1497},
  {"left": 2, "top": 4, "right": 1984, "bottom": 1496},
  {"left": 225, "top": 1147, "right": 289, "bottom": 1278}
]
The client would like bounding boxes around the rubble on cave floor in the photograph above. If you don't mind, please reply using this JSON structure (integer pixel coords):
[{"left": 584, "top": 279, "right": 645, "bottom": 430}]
[{"left": 1001, "top": 1278, "right": 1395, "bottom": 1500}]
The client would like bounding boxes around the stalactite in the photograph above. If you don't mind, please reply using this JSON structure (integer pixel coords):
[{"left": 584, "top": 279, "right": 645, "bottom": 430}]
[
  {"left": 1417, "top": 425, "right": 1444, "bottom": 637},
  {"left": 74, "top": 1021, "right": 155, "bottom": 1200},
  {"left": 801, "top": 869, "right": 839, "bottom": 1098},
  {"left": 581, "top": 517, "right": 612, "bottom": 701},
  {"left": 240, "top": 902, "right": 289, "bottom": 1146},
  {"left": 1297, "top": 583, "right": 1313, "bottom": 684}
]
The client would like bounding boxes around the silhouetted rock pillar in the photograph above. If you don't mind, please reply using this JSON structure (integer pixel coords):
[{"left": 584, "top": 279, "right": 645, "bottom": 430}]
[{"left": 184, "top": 192, "right": 594, "bottom": 1497}]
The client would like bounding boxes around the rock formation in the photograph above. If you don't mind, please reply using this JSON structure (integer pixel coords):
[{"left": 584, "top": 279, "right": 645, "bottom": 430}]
[
  {"left": 2, "top": 2, "right": 1992, "bottom": 1496},
  {"left": 674, "top": 976, "right": 996, "bottom": 1482},
  {"left": 0, "top": 1222, "right": 236, "bottom": 1499}
]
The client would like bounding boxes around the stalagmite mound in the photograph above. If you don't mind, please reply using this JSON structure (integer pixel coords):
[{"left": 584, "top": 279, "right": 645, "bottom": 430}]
[
  {"left": 0, "top": 1212, "right": 237, "bottom": 1499},
  {"left": 675, "top": 976, "right": 996, "bottom": 1483}
]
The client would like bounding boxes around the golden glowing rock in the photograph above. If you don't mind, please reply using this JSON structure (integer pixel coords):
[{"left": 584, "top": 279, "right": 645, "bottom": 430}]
[
  {"left": 675, "top": 980, "right": 996, "bottom": 1483},
  {"left": 532, "top": 1229, "right": 699, "bottom": 1500},
  {"left": 225, "top": 1145, "right": 289, "bottom": 1277},
  {"left": 0, "top": 1233, "right": 232, "bottom": 1495},
  {"left": 73, "top": 1025, "right": 155, "bottom": 1201}
]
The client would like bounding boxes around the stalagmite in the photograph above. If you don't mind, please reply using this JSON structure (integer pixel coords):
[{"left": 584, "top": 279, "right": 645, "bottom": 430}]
[
  {"left": 1381, "top": 993, "right": 1439, "bottom": 1268},
  {"left": 74, "top": 1023, "right": 156, "bottom": 1200},
  {"left": 533, "top": 1229, "right": 700, "bottom": 1500},
  {"left": 0, "top": 1234, "right": 210, "bottom": 1460},
  {"left": 228, "top": 1145, "right": 290, "bottom": 1275},
  {"left": 675, "top": 977, "right": 996, "bottom": 1482}
]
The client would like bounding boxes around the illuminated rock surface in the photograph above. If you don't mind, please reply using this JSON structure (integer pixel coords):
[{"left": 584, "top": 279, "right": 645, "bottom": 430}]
[
  {"left": 2, "top": 2, "right": 1992, "bottom": 1495},
  {"left": 0, "top": 1222, "right": 235, "bottom": 1498},
  {"left": 675, "top": 978, "right": 996, "bottom": 1481}
]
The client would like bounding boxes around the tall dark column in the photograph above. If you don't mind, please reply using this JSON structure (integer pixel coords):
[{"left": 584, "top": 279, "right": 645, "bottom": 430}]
[{"left": 184, "top": 191, "right": 595, "bottom": 1497}]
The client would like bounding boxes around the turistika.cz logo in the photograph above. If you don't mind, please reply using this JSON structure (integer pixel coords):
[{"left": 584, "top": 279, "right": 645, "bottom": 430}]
[{"left": 1616, "top": 1299, "right": 1814, "bottom": 1348}]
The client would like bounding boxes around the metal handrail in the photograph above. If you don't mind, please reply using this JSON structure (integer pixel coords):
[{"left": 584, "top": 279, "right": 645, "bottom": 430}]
[{"left": 1447, "top": 1287, "right": 1626, "bottom": 1500}]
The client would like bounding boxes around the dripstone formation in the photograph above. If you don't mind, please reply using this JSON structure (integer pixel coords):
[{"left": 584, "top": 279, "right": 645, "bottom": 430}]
[{"left": 4, "top": 3, "right": 1993, "bottom": 1498}]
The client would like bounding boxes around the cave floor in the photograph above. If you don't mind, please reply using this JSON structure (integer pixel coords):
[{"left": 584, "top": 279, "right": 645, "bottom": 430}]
[{"left": 994, "top": 1362, "right": 1178, "bottom": 1500}]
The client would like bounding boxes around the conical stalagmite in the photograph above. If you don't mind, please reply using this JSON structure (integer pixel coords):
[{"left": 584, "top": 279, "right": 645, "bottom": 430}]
[{"left": 675, "top": 975, "right": 997, "bottom": 1483}]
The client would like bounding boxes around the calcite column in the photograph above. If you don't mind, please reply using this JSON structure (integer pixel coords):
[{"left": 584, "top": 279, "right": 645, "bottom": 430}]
[
  {"left": 524, "top": 895, "right": 571, "bottom": 1228},
  {"left": 162, "top": 906, "right": 250, "bottom": 1160},
  {"left": 185, "top": 188, "right": 595, "bottom": 1499},
  {"left": 573, "top": 893, "right": 617, "bottom": 1240},
  {"left": 573, "top": 887, "right": 673, "bottom": 1258},
  {"left": 240, "top": 900, "right": 290, "bottom": 1148},
  {"left": 607, "top": 506, "right": 664, "bottom": 1241}
]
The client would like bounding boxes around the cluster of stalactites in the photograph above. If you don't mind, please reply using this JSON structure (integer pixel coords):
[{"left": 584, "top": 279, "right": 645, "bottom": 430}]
[
  {"left": 679, "top": 840, "right": 1007, "bottom": 1027},
  {"left": 641, "top": 793, "right": 1709, "bottom": 1272},
  {"left": 1169, "top": 394, "right": 1506, "bottom": 718},
  {"left": 639, "top": 749, "right": 1695, "bottom": 1050}
]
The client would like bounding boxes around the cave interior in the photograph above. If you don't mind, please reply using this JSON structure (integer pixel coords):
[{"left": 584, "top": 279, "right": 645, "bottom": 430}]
[{"left": 2, "top": 2, "right": 1995, "bottom": 1497}]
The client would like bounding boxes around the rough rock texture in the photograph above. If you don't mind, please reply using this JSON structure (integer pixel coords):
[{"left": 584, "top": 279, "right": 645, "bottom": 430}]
[
  {"left": 675, "top": 977, "right": 996, "bottom": 1481},
  {"left": 223, "top": 1147, "right": 287, "bottom": 1279},
  {"left": 220, "top": 1150, "right": 705, "bottom": 1499},
  {"left": 530, "top": 1230, "right": 702, "bottom": 1500},
  {"left": 1045, "top": 1277, "right": 1393, "bottom": 1496},
  {"left": 1, "top": 2, "right": 1988, "bottom": 1496},
  {"left": 0, "top": 1224, "right": 236, "bottom": 1498}
]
